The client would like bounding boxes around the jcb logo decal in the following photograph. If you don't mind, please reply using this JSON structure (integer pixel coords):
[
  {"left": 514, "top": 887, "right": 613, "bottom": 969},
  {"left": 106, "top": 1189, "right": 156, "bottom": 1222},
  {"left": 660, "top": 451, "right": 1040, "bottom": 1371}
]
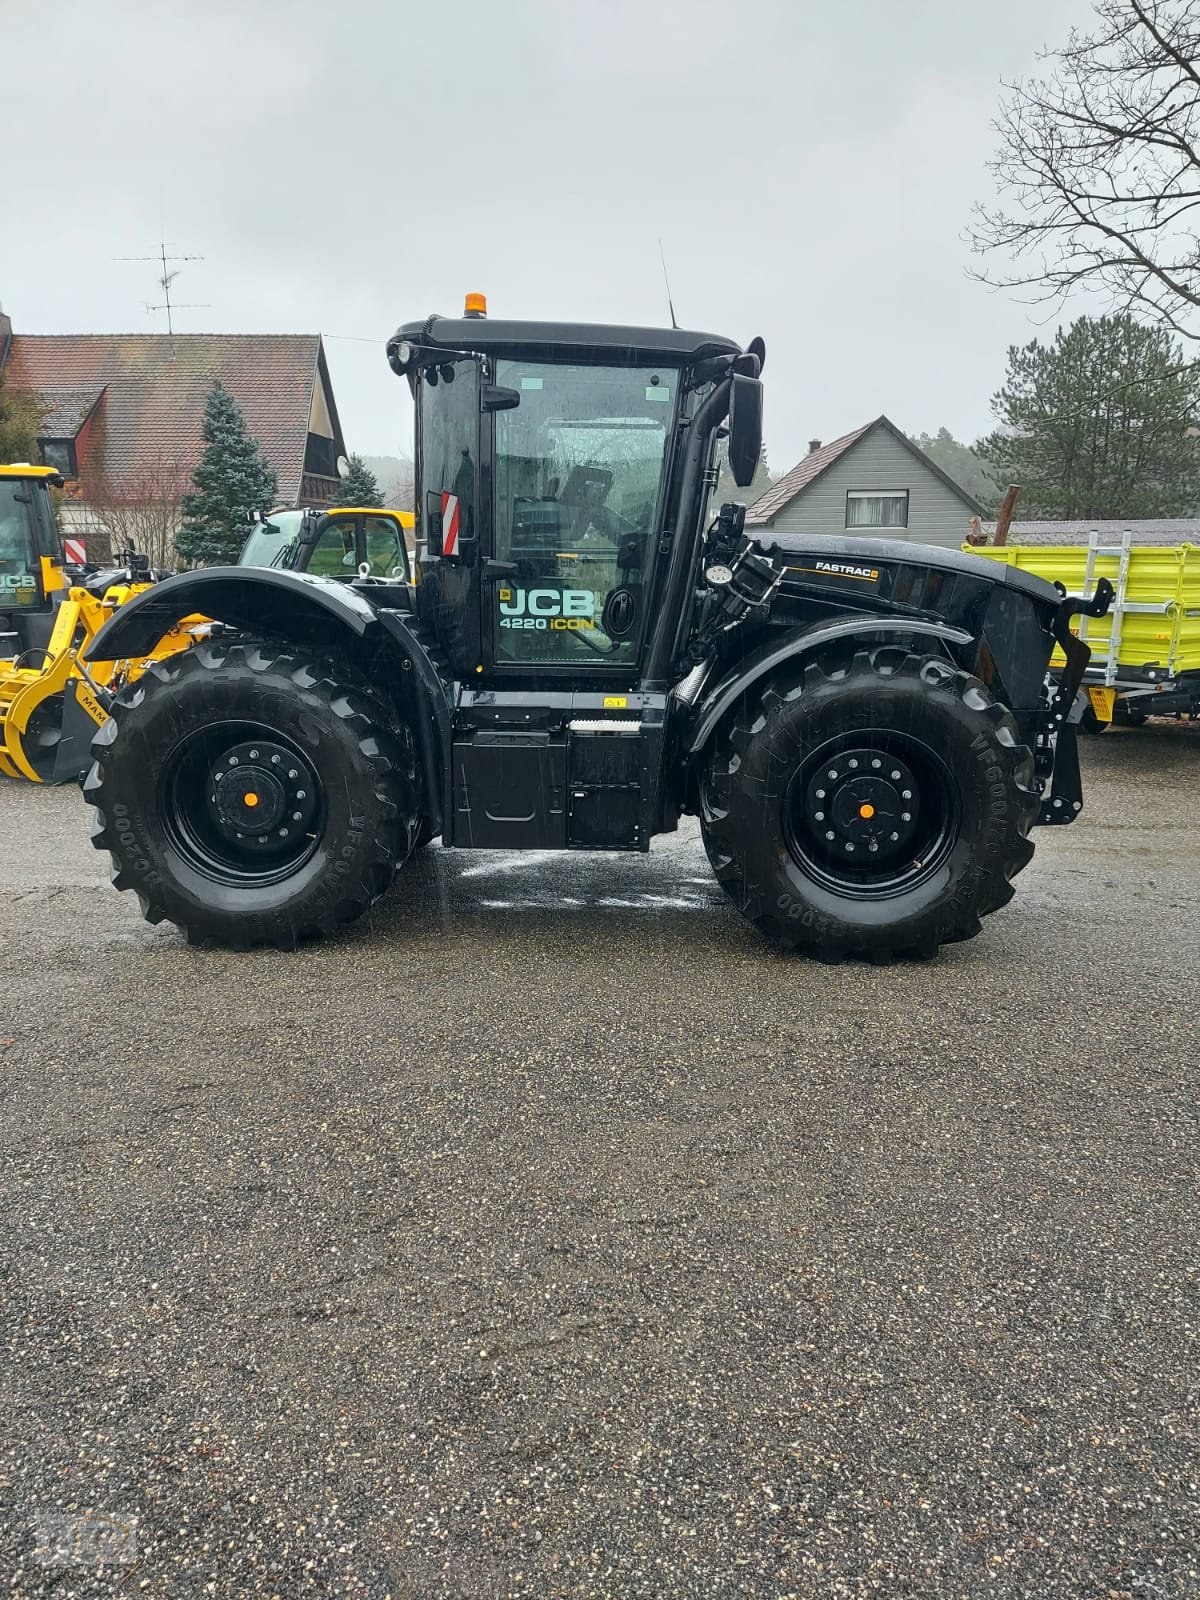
[
  {"left": 499, "top": 587, "right": 595, "bottom": 618},
  {"left": 498, "top": 586, "right": 597, "bottom": 634}
]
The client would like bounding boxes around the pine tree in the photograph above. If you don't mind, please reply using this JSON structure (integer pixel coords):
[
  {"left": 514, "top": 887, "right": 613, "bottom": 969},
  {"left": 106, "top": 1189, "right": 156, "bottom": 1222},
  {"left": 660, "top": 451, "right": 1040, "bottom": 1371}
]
[
  {"left": 332, "top": 453, "right": 382, "bottom": 508},
  {"left": 978, "top": 315, "right": 1200, "bottom": 519},
  {"left": 0, "top": 369, "right": 46, "bottom": 463},
  {"left": 910, "top": 428, "right": 1001, "bottom": 507},
  {"left": 176, "top": 382, "right": 278, "bottom": 566}
]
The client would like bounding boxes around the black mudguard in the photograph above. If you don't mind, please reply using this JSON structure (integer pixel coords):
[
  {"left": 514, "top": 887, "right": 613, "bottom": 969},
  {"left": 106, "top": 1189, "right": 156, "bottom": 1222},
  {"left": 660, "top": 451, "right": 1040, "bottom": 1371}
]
[
  {"left": 686, "top": 614, "right": 975, "bottom": 757},
  {"left": 84, "top": 566, "right": 381, "bottom": 662}
]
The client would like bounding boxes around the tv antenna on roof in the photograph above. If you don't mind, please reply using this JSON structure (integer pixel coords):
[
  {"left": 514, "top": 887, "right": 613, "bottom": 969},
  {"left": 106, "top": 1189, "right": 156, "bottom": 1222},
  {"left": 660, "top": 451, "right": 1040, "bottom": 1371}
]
[{"left": 115, "top": 241, "right": 210, "bottom": 338}]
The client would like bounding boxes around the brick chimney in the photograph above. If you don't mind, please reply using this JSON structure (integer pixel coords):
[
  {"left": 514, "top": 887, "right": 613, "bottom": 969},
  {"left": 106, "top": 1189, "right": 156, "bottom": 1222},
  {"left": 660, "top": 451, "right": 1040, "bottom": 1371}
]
[{"left": 807, "top": 438, "right": 822, "bottom": 454}]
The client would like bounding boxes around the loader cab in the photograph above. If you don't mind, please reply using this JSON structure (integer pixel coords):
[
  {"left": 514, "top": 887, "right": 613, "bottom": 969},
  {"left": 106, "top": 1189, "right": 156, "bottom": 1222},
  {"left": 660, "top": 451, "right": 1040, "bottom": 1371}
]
[
  {"left": 390, "top": 309, "right": 754, "bottom": 690},
  {"left": 0, "top": 465, "right": 65, "bottom": 656},
  {"left": 238, "top": 507, "right": 413, "bottom": 582}
]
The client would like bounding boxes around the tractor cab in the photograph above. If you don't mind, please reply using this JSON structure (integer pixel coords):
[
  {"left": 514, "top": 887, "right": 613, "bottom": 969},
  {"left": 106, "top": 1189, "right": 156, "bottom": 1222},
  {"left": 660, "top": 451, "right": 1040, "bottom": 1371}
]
[
  {"left": 0, "top": 464, "right": 66, "bottom": 658},
  {"left": 387, "top": 304, "right": 760, "bottom": 689}
]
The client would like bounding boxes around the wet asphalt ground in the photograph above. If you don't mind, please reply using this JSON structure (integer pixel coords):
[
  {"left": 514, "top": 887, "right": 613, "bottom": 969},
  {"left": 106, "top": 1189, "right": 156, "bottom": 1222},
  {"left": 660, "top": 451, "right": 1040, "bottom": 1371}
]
[{"left": 0, "top": 724, "right": 1198, "bottom": 1599}]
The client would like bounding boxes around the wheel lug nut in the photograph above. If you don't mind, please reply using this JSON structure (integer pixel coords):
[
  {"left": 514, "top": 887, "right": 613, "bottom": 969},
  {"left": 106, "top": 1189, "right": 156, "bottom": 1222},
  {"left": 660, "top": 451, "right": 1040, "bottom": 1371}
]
[
  {"left": 871, "top": 758, "right": 882, "bottom": 769},
  {"left": 814, "top": 810, "right": 824, "bottom": 821},
  {"left": 845, "top": 842, "right": 855, "bottom": 852},
  {"left": 271, "top": 754, "right": 281, "bottom": 764},
  {"left": 901, "top": 811, "right": 911, "bottom": 823},
  {"left": 228, "top": 756, "right": 238, "bottom": 766},
  {"left": 902, "top": 789, "right": 912, "bottom": 800},
  {"left": 827, "top": 769, "right": 838, "bottom": 780},
  {"left": 292, "top": 810, "right": 302, "bottom": 821},
  {"left": 815, "top": 788, "right": 825, "bottom": 799},
  {"left": 296, "top": 788, "right": 306, "bottom": 800},
  {"left": 279, "top": 827, "right": 289, "bottom": 837},
  {"left": 890, "top": 831, "right": 899, "bottom": 841},
  {"left": 249, "top": 749, "right": 259, "bottom": 759},
  {"left": 891, "top": 769, "right": 901, "bottom": 780},
  {"left": 288, "top": 769, "right": 299, "bottom": 779},
  {"left": 825, "top": 830, "right": 835, "bottom": 841},
  {"left": 848, "top": 758, "right": 859, "bottom": 769}
]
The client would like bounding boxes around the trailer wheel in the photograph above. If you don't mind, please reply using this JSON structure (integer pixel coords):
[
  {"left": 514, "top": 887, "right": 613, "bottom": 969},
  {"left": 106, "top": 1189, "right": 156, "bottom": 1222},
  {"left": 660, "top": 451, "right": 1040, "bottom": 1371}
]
[
  {"left": 85, "top": 639, "right": 420, "bottom": 948},
  {"left": 699, "top": 646, "right": 1039, "bottom": 962}
]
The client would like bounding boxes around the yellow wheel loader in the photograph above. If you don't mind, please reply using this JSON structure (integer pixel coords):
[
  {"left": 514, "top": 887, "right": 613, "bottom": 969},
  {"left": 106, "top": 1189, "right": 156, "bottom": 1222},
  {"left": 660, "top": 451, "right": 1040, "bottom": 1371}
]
[{"left": 0, "top": 463, "right": 197, "bottom": 783}]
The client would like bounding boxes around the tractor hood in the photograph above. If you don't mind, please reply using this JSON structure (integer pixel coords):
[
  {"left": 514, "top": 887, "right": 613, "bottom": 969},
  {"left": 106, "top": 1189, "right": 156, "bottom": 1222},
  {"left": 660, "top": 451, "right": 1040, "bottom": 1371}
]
[{"left": 754, "top": 533, "right": 1063, "bottom": 608}]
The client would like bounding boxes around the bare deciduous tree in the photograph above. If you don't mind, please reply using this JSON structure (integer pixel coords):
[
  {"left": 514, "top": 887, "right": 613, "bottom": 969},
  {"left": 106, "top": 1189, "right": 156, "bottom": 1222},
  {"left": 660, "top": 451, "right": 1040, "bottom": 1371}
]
[
  {"left": 970, "top": 0, "right": 1200, "bottom": 338},
  {"left": 381, "top": 457, "right": 415, "bottom": 512},
  {"left": 81, "top": 455, "right": 191, "bottom": 570}
]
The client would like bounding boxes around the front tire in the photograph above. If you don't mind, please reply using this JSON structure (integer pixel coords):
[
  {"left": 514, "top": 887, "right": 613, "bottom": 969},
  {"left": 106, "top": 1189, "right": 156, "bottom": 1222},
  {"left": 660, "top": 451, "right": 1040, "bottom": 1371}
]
[
  {"left": 85, "top": 639, "right": 419, "bottom": 947},
  {"left": 700, "top": 647, "right": 1039, "bottom": 962}
]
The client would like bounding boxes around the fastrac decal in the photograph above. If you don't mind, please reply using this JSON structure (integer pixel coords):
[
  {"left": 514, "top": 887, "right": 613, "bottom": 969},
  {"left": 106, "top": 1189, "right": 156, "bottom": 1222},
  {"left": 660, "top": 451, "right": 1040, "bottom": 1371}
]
[{"left": 790, "top": 560, "right": 881, "bottom": 583}]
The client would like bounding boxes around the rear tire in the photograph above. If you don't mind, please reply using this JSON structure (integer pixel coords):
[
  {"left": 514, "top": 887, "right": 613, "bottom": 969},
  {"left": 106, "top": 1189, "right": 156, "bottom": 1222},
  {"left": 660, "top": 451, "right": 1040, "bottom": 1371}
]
[
  {"left": 85, "top": 639, "right": 420, "bottom": 948},
  {"left": 699, "top": 646, "right": 1039, "bottom": 962}
]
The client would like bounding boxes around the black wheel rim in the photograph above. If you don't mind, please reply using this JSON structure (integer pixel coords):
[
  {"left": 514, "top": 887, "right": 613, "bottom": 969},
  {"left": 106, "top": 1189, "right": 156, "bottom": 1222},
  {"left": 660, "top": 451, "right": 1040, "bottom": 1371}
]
[
  {"left": 159, "top": 721, "right": 324, "bottom": 886},
  {"left": 783, "top": 731, "right": 961, "bottom": 900}
]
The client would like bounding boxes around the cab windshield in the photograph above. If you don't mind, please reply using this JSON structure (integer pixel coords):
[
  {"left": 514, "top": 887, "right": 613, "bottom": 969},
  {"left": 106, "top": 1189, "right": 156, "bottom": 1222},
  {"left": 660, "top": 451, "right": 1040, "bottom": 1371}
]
[
  {"left": 0, "top": 480, "right": 40, "bottom": 609},
  {"left": 238, "top": 510, "right": 305, "bottom": 568},
  {"left": 493, "top": 360, "right": 677, "bottom": 665}
]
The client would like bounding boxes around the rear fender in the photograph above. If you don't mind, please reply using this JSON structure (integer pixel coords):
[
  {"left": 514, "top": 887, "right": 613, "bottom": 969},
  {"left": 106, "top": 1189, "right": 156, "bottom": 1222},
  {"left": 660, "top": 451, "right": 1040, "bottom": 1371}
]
[
  {"left": 686, "top": 615, "right": 974, "bottom": 757},
  {"left": 85, "top": 566, "right": 454, "bottom": 839},
  {"left": 83, "top": 566, "right": 379, "bottom": 662}
]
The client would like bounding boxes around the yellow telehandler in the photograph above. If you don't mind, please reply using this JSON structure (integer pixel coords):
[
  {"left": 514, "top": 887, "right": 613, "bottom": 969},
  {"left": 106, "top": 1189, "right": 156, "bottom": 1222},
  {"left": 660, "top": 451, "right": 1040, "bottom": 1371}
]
[{"left": 0, "top": 463, "right": 198, "bottom": 782}]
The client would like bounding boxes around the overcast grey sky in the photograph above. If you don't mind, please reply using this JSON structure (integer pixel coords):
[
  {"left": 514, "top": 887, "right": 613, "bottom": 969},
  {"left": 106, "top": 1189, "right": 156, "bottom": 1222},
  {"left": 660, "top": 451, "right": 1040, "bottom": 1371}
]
[{"left": 2, "top": 0, "right": 1100, "bottom": 474}]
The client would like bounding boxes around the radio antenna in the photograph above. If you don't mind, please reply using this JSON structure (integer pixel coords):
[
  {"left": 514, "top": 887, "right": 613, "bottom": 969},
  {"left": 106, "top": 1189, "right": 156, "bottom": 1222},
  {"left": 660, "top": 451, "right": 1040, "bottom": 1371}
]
[{"left": 658, "top": 239, "right": 678, "bottom": 330}]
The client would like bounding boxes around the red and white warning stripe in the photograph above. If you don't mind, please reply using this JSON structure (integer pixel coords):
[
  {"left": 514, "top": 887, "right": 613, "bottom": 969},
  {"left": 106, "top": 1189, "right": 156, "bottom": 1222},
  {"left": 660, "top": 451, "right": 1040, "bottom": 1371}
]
[
  {"left": 441, "top": 492, "right": 460, "bottom": 558},
  {"left": 63, "top": 537, "right": 87, "bottom": 565}
]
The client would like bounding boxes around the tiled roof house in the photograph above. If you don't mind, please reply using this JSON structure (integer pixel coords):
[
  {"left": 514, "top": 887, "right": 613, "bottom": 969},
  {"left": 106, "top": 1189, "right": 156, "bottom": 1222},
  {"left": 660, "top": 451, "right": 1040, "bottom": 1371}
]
[{"left": 0, "top": 309, "right": 347, "bottom": 511}]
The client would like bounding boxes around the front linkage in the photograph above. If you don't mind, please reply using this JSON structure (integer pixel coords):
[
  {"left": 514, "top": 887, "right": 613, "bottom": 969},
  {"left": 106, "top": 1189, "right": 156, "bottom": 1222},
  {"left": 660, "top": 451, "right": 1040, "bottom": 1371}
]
[{"left": 1034, "top": 577, "right": 1115, "bottom": 826}]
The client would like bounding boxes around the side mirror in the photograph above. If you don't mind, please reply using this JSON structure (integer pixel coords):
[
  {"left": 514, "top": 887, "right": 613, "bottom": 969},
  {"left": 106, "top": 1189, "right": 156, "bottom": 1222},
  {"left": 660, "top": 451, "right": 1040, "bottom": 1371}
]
[
  {"left": 482, "top": 384, "right": 521, "bottom": 413},
  {"left": 727, "top": 374, "right": 763, "bottom": 488},
  {"left": 296, "top": 511, "right": 324, "bottom": 548}
]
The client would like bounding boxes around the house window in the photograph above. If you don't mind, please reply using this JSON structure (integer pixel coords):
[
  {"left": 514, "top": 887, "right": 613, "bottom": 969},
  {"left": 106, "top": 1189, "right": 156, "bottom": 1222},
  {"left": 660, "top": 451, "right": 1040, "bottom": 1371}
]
[
  {"left": 303, "top": 433, "right": 336, "bottom": 479},
  {"left": 39, "top": 438, "right": 77, "bottom": 477},
  {"left": 846, "top": 490, "right": 908, "bottom": 529}
]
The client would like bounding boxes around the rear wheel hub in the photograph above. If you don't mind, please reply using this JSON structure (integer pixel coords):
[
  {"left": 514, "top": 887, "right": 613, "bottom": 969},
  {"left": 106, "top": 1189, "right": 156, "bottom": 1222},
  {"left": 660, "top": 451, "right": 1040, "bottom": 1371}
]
[
  {"left": 207, "top": 740, "right": 317, "bottom": 848},
  {"left": 161, "top": 724, "right": 324, "bottom": 884}
]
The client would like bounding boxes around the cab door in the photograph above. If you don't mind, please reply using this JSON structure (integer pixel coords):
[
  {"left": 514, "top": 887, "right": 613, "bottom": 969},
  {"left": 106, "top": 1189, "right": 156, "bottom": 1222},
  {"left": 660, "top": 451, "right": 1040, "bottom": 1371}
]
[
  {"left": 415, "top": 358, "right": 482, "bottom": 677},
  {"left": 483, "top": 358, "right": 676, "bottom": 678}
]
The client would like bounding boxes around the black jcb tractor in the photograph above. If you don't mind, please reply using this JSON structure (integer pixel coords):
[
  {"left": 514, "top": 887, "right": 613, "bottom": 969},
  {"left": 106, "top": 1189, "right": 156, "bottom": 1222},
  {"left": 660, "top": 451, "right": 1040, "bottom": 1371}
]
[{"left": 83, "top": 298, "right": 1110, "bottom": 960}]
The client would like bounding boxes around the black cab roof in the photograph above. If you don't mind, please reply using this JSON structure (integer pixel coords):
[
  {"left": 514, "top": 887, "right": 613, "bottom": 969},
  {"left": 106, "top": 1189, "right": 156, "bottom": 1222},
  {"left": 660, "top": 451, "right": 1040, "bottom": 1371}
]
[{"left": 387, "top": 315, "right": 742, "bottom": 368}]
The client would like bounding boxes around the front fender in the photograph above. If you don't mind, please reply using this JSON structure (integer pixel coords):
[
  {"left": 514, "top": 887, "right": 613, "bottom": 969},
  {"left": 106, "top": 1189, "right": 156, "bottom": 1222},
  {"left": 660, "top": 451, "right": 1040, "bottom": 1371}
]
[
  {"left": 685, "top": 615, "right": 974, "bottom": 756},
  {"left": 84, "top": 566, "right": 380, "bottom": 661}
]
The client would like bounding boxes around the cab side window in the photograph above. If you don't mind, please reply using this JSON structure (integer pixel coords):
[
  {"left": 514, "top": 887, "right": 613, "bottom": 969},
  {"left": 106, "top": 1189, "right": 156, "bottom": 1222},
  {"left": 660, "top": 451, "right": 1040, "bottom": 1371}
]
[{"left": 308, "top": 520, "right": 356, "bottom": 576}]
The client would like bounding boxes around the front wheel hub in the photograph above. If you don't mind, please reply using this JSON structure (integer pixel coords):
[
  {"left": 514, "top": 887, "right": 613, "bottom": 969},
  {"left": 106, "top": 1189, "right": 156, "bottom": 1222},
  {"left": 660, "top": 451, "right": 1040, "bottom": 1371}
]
[
  {"left": 807, "top": 747, "right": 920, "bottom": 863},
  {"left": 785, "top": 735, "right": 959, "bottom": 899}
]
